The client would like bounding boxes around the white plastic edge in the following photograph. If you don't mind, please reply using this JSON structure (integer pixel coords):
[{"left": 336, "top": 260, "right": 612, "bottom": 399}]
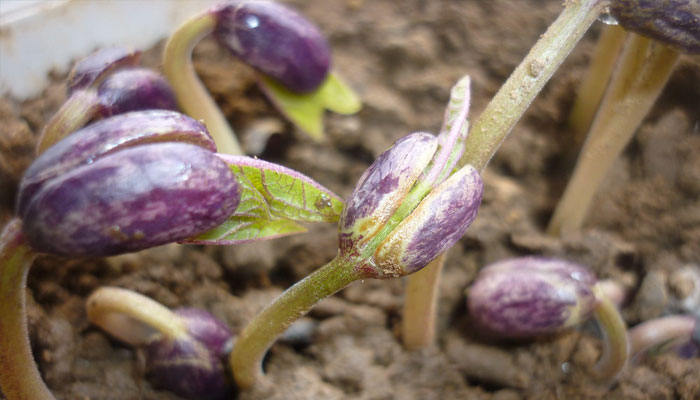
[{"left": 0, "top": 0, "right": 218, "bottom": 100}]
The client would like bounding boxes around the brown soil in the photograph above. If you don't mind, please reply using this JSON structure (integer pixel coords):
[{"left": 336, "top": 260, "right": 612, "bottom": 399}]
[{"left": 2, "top": 0, "right": 700, "bottom": 399}]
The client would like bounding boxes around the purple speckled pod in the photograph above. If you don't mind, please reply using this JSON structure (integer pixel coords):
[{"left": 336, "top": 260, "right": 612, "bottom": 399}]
[
  {"left": 146, "top": 308, "right": 233, "bottom": 400},
  {"left": 611, "top": 0, "right": 700, "bottom": 54},
  {"left": 338, "top": 132, "right": 438, "bottom": 256},
  {"left": 67, "top": 47, "right": 141, "bottom": 95},
  {"left": 468, "top": 257, "right": 598, "bottom": 338},
  {"left": 97, "top": 68, "right": 178, "bottom": 116},
  {"left": 18, "top": 110, "right": 216, "bottom": 216},
  {"left": 211, "top": 1, "right": 331, "bottom": 93},
  {"left": 373, "top": 165, "right": 482, "bottom": 277}
]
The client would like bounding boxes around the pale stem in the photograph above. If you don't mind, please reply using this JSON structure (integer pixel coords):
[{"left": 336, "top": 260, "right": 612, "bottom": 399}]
[
  {"left": 401, "top": 255, "right": 445, "bottom": 349},
  {"left": 568, "top": 25, "right": 627, "bottom": 145},
  {"left": 597, "top": 278, "right": 627, "bottom": 307},
  {"left": 163, "top": 11, "right": 244, "bottom": 155},
  {"left": 459, "top": 0, "right": 609, "bottom": 171},
  {"left": 628, "top": 315, "right": 697, "bottom": 360},
  {"left": 591, "top": 284, "right": 628, "bottom": 381},
  {"left": 36, "top": 90, "right": 101, "bottom": 155},
  {"left": 230, "top": 254, "right": 361, "bottom": 390},
  {"left": 0, "top": 218, "right": 55, "bottom": 400},
  {"left": 547, "top": 35, "right": 680, "bottom": 235},
  {"left": 404, "top": 0, "right": 608, "bottom": 350},
  {"left": 86, "top": 287, "right": 189, "bottom": 346}
]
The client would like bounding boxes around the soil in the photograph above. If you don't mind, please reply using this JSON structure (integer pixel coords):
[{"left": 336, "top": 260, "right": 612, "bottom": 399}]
[{"left": 1, "top": 0, "right": 700, "bottom": 399}]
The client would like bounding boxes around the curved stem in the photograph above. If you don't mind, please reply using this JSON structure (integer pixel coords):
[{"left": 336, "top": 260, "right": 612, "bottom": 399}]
[
  {"left": 86, "top": 287, "right": 188, "bottom": 346},
  {"left": 230, "top": 254, "right": 361, "bottom": 390},
  {"left": 36, "top": 90, "right": 102, "bottom": 155},
  {"left": 0, "top": 218, "right": 55, "bottom": 400},
  {"left": 163, "top": 11, "right": 243, "bottom": 155},
  {"left": 591, "top": 284, "right": 628, "bottom": 381},
  {"left": 548, "top": 35, "right": 680, "bottom": 235},
  {"left": 628, "top": 315, "right": 698, "bottom": 360},
  {"left": 401, "top": 255, "right": 445, "bottom": 349},
  {"left": 458, "top": 0, "right": 609, "bottom": 171},
  {"left": 568, "top": 25, "right": 627, "bottom": 145}
]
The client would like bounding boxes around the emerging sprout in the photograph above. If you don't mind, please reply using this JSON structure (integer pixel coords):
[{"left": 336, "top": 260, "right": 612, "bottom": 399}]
[
  {"left": 87, "top": 287, "right": 233, "bottom": 400},
  {"left": 163, "top": 0, "right": 361, "bottom": 153},
  {"left": 230, "top": 75, "right": 482, "bottom": 390},
  {"left": 628, "top": 314, "right": 700, "bottom": 361},
  {"left": 467, "top": 256, "right": 628, "bottom": 381},
  {"left": 37, "top": 47, "right": 178, "bottom": 155}
]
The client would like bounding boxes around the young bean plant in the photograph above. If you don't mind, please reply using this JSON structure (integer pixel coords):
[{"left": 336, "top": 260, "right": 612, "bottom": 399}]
[
  {"left": 86, "top": 287, "right": 234, "bottom": 400},
  {"left": 164, "top": 0, "right": 361, "bottom": 155},
  {"left": 467, "top": 256, "right": 629, "bottom": 381},
  {"left": 229, "top": 74, "right": 484, "bottom": 390},
  {"left": 0, "top": 106, "right": 344, "bottom": 399},
  {"left": 36, "top": 47, "right": 178, "bottom": 155}
]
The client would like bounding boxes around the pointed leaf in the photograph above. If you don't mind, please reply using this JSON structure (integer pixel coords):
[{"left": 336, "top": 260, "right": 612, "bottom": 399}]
[
  {"left": 186, "top": 217, "right": 307, "bottom": 244},
  {"left": 257, "top": 72, "right": 361, "bottom": 141}
]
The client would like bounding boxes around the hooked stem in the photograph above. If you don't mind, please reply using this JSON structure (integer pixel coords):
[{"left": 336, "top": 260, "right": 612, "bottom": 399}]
[
  {"left": 0, "top": 218, "right": 55, "bottom": 400},
  {"left": 628, "top": 315, "right": 698, "bottom": 360},
  {"left": 163, "top": 11, "right": 244, "bottom": 155},
  {"left": 230, "top": 254, "right": 362, "bottom": 390},
  {"left": 548, "top": 34, "right": 680, "bottom": 235},
  {"left": 86, "top": 287, "right": 189, "bottom": 346},
  {"left": 591, "top": 284, "right": 628, "bottom": 381},
  {"left": 36, "top": 90, "right": 102, "bottom": 155}
]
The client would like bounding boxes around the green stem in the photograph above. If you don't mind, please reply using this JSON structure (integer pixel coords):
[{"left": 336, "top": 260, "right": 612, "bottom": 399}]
[
  {"left": 401, "top": 255, "right": 445, "bottom": 349},
  {"left": 568, "top": 25, "right": 627, "bottom": 146},
  {"left": 403, "top": 0, "right": 608, "bottom": 351},
  {"left": 86, "top": 287, "right": 189, "bottom": 346},
  {"left": 36, "top": 90, "right": 101, "bottom": 155},
  {"left": 591, "top": 284, "right": 628, "bottom": 381},
  {"left": 163, "top": 11, "right": 244, "bottom": 155},
  {"left": 547, "top": 35, "right": 680, "bottom": 235},
  {"left": 230, "top": 254, "right": 362, "bottom": 390},
  {"left": 458, "top": 0, "right": 609, "bottom": 171},
  {"left": 0, "top": 218, "right": 55, "bottom": 400}
]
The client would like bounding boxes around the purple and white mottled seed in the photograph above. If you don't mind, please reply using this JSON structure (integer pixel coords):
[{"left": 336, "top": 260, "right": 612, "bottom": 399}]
[
  {"left": 373, "top": 165, "right": 482, "bottom": 278},
  {"left": 212, "top": 1, "right": 331, "bottom": 92},
  {"left": 338, "top": 132, "right": 437, "bottom": 253},
  {"left": 18, "top": 110, "right": 214, "bottom": 216},
  {"left": 21, "top": 143, "right": 240, "bottom": 257},
  {"left": 611, "top": 0, "right": 700, "bottom": 54},
  {"left": 67, "top": 47, "right": 141, "bottom": 95},
  {"left": 468, "top": 257, "right": 598, "bottom": 338},
  {"left": 146, "top": 308, "right": 233, "bottom": 400},
  {"left": 97, "top": 68, "right": 179, "bottom": 116}
]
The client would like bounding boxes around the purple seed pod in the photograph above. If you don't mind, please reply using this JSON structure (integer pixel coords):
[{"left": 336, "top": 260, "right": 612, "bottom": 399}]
[
  {"left": 97, "top": 68, "right": 179, "bottom": 116},
  {"left": 338, "top": 132, "right": 438, "bottom": 255},
  {"left": 211, "top": 1, "right": 331, "bottom": 93},
  {"left": 468, "top": 257, "right": 598, "bottom": 338},
  {"left": 146, "top": 308, "right": 233, "bottom": 400},
  {"left": 67, "top": 47, "right": 141, "bottom": 95},
  {"left": 18, "top": 110, "right": 216, "bottom": 216},
  {"left": 610, "top": 0, "right": 700, "bottom": 54},
  {"left": 20, "top": 142, "right": 240, "bottom": 257},
  {"left": 373, "top": 165, "right": 483, "bottom": 278}
]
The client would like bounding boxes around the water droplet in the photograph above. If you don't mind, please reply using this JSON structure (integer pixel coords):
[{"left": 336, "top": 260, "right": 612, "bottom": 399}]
[
  {"left": 561, "top": 362, "right": 572, "bottom": 374},
  {"left": 598, "top": 12, "right": 619, "bottom": 26},
  {"left": 570, "top": 271, "right": 584, "bottom": 281},
  {"left": 360, "top": 280, "right": 365, "bottom": 284},
  {"left": 245, "top": 15, "right": 260, "bottom": 29}
]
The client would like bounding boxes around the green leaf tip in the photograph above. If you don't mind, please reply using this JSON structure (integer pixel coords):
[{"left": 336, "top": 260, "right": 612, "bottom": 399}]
[
  {"left": 258, "top": 72, "right": 361, "bottom": 141},
  {"left": 185, "top": 155, "right": 344, "bottom": 244}
]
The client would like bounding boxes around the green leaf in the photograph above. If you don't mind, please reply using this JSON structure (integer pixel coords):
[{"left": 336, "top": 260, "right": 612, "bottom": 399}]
[
  {"left": 258, "top": 72, "right": 361, "bottom": 141},
  {"left": 184, "top": 155, "right": 344, "bottom": 244}
]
